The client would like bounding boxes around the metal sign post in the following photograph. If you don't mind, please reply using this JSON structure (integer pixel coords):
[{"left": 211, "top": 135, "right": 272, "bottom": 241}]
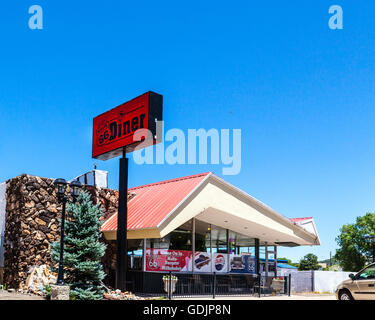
[
  {"left": 116, "top": 147, "right": 129, "bottom": 291},
  {"left": 92, "top": 91, "right": 163, "bottom": 291}
]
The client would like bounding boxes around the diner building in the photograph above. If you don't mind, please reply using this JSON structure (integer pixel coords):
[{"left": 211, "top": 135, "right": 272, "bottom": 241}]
[
  {"left": 100, "top": 172, "right": 320, "bottom": 293},
  {"left": 0, "top": 170, "right": 320, "bottom": 294}
]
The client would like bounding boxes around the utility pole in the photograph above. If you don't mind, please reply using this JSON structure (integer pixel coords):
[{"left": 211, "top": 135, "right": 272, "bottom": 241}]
[{"left": 329, "top": 251, "right": 332, "bottom": 267}]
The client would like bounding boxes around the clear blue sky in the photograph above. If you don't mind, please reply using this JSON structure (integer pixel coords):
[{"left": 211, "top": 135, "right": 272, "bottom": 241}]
[{"left": 1, "top": 0, "right": 375, "bottom": 262}]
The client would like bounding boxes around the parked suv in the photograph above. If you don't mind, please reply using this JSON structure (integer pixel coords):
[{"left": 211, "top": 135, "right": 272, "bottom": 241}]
[{"left": 336, "top": 262, "right": 375, "bottom": 300}]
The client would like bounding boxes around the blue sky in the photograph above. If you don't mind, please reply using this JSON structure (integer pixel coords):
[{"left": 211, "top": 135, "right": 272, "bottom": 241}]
[{"left": 1, "top": 0, "right": 375, "bottom": 262}]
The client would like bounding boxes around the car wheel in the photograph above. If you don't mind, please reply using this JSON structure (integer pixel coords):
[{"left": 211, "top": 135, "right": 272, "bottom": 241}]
[{"left": 338, "top": 290, "right": 353, "bottom": 300}]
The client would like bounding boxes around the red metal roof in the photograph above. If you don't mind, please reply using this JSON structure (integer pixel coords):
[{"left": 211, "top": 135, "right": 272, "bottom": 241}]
[
  {"left": 101, "top": 172, "right": 210, "bottom": 232},
  {"left": 290, "top": 217, "right": 312, "bottom": 223},
  {"left": 101, "top": 172, "right": 313, "bottom": 233}
]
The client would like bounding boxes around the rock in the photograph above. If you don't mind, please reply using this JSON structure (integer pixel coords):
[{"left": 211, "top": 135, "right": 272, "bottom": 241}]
[
  {"left": 39, "top": 188, "right": 49, "bottom": 198},
  {"left": 46, "top": 234, "right": 54, "bottom": 241},
  {"left": 47, "top": 203, "right": 58, "bottom": 213},
  {"left": 34, "top": 231, "right": 46, "bottom": 241},
  {"left": 103, "top": 290, "right": 148, "bottom": 300},
  {"left": 21, "top": 222, "right": 29, "bottom": 229},
  {"left": 26, "top": 265, "right": 57, "bottom": 295},
  {"left": 51, "top": 285, "right": 70, "bottom": 300},
  {"left": 39, "top": 226, "right": 50, "bottom": 234},
  {"left": 35, "top": 218, "right": 47, "bottom": 226},
  {"left": 25, "top": 201, "right": 35, "bottom": 208}
]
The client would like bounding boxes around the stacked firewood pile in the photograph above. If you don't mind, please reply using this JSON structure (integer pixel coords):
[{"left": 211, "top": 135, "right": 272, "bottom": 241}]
[
  {"left": 4, "top": 175, "right": 60, "bottom": 289},
  {"left": 3, "top": 174, "right": 122, "bottom": 289}
]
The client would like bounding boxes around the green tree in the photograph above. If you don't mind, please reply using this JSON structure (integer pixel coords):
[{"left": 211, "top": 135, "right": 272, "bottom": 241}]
[
  {"left": 51, "top": 191, "right": 107, "bottom": 300},
  {"left": 299, "top": 253, "right": 320, "bottom": 270},
  {"left": 335, "top": 212, "right": 375, "bottom": 271}
]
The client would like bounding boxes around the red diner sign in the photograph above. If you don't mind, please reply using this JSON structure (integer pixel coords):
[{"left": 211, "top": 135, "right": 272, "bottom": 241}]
[{"left": 92, "top": 91, "right": 163, "bottom": 160}]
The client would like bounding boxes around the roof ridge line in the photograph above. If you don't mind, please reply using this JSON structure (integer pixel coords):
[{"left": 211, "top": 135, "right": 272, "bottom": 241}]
[{"left": 129, "top": 172, "right": 211, "bottom": 191}]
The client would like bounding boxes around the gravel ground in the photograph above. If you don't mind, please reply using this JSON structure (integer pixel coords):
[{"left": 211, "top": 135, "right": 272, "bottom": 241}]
[{"left": 0, "top": 291, "right": 45, "bottom": 300}]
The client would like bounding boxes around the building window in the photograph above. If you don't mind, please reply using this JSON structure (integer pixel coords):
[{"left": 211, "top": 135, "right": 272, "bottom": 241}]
[
  {"left": 147, "top": 219, "right": 193, "bottom": 251},
  {"left": 147, "top": 237, "right": 170, "bottom": 249},
  {"left": 169, "top": 219, "right": 192, "bottom": 251},
  {"left": 228, "top": 231, "right": 255, "bottom": 255},
  {"left": 211, "top": 225, "right": 227, "bottom": 254},
  {"left": 127, "top": 239, "right": 143, "bottom": 270},
  {"left": 194, "top": 220, "right": 211, "bottom": 253}
]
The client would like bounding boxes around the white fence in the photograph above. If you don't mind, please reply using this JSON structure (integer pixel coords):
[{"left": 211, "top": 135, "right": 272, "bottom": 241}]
[
  {"left": 291, "top": 271, "right": 313, "bottom": 293},
  {"left": 282, "top": 270, "right": 354, "bottom": 293},
  {"left": 314, "top": 271, "right": 353, "bottom": 293}
]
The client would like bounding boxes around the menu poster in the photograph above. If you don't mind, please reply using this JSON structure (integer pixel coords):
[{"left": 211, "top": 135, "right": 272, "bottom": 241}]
[{"left": 145, "top": 249, "right": 192, "bottom": 272}]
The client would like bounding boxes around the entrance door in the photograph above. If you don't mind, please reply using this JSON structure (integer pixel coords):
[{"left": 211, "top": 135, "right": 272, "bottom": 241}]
[{"left": 354, "top": 264, "right": 375, "bottom": 300}]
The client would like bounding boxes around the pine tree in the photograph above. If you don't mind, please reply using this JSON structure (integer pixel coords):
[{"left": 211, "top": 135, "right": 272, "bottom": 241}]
[{"left": 51, "top": 191, "right": 107, "bottom": 300}]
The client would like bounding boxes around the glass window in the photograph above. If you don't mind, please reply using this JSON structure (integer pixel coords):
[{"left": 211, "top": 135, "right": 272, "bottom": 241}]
[
  {"left": 228, "top": 231, "right": 256, "bottom": 274},
  {"left": 169, "top": 219, "right": 193, "bottom": 251},
  {"left": 211, "top": 225, "right": 228, "bottom": 253},
  {"left": 358, "top": 265, "right": 375, "bottom": 280},
  {"left": 127, "top": 239, "right": 143, "bottom": 270},
  {"left": 258, "top": 244, "right": 277, "bottom": 274},
  {"left": 195, "top": 220, "right": 211, "bottom": 252},
  {"left": 259, "top": 246, "right": 266, "bottom": 260},
  {"left": 147, "top": 219, "right": 193, "bottom": 251},
  {"left": 148, "top": 237, "right": 170, "bottom": 249},
  {"left": 228, "top": 231, "right": 255, "bottom": 255}
]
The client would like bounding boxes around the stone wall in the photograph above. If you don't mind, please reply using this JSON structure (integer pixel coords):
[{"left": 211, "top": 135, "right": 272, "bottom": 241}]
[
  {"left": 0, "top": 181, "right": 7, "bottom": 283},
  {"left": 3, "top": 174, "right": 120, "bottom": 289}
]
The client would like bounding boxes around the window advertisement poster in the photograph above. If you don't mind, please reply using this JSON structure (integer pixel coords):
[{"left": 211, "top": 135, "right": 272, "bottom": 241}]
[
  {"left": 229, "top": 254, "right": 256, "bottom": 274},
  {"left": 193, "top": 252, "right": 212, "bottom": 272},
  {"left": 246, "top": 256, "right": 256, "bottom": 274},
  {"left": 193, "top": 252, "right": 228, "bottom": 273},
  {"left": 212, "top": 253, "right": 228, "bottom": 273},
  {"left": 145, "top": 249, "right": 192, "bottom": 272},
  {"left": 145, "top": 249, "right": 250, "bottom": 273},
  {"left": 229, "top": 254, "right": 246, "bottom": 272}
]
